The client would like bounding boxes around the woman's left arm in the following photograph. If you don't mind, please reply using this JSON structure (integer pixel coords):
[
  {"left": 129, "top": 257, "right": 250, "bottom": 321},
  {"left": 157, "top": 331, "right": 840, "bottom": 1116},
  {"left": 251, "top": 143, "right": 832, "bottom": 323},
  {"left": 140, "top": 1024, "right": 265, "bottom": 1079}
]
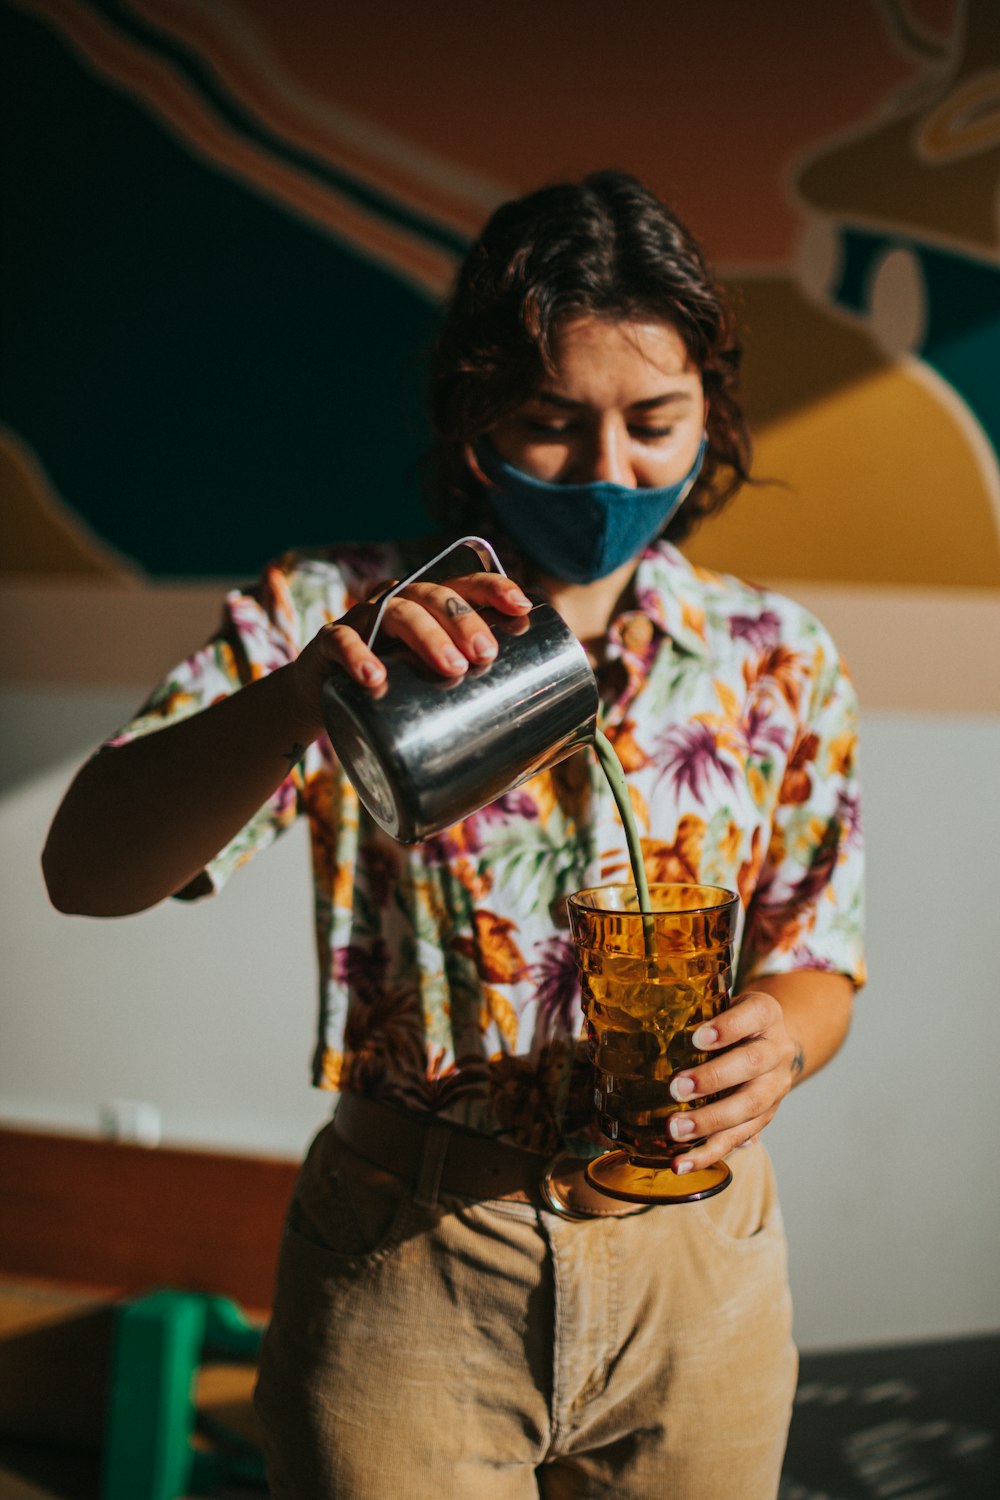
[{"left": 665, "top": 970, "right": 855, "bottom": 1174}]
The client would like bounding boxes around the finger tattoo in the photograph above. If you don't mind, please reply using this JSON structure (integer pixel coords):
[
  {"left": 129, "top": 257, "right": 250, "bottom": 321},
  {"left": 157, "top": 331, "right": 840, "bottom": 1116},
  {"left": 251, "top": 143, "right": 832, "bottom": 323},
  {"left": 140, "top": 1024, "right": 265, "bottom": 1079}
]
[
  {"left": 445, "top": 597, "right": 472, "bottom": 618},
  {"left": 282, "top": 742, "right": 306, "bottom": 768},
  {"left": 790, "top": 1038, "right": 805, "bottom": 1082}
]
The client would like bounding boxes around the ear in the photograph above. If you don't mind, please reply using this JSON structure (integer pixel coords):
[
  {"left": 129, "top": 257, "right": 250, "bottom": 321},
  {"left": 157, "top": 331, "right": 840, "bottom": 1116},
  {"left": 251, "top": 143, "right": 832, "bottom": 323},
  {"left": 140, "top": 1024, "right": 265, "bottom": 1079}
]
[{"left": 464, "top": 439, "right": 494, "bottom": 489}]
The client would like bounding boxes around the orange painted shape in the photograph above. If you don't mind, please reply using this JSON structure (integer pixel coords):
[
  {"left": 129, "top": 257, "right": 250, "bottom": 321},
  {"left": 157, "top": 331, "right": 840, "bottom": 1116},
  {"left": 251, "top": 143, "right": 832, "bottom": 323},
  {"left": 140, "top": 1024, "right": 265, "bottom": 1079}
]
[
  {"left": 129, "top": 0, "right": 504, "bottom": 233},
  {"left": 218, "top": 0, "right": 919, "bottom": 265},
  {"left": 918, "top": 68, "right": 1000, "bottom": 160}
]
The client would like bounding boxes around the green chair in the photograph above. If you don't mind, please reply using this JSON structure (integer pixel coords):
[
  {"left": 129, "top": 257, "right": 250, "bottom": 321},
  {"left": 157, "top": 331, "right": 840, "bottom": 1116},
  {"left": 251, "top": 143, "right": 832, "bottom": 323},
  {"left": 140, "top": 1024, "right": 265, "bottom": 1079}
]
[{"left": 102, "top": 1289, "right": 266, "bottom": 1499}]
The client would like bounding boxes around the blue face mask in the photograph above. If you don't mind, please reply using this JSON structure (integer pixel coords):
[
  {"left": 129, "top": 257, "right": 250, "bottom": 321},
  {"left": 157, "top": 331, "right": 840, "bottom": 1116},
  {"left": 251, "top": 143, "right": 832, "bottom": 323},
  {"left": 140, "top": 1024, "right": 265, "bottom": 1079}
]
[{"left": 476, "top": 437, "right": 707, "bottom": 585}]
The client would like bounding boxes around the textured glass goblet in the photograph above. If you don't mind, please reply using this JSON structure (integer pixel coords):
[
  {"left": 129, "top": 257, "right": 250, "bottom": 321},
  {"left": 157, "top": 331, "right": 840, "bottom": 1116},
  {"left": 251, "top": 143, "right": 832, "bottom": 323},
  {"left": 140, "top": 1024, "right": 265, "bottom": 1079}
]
[{"left": 567, "top": 883, "right": 739, "bottom": 1205}]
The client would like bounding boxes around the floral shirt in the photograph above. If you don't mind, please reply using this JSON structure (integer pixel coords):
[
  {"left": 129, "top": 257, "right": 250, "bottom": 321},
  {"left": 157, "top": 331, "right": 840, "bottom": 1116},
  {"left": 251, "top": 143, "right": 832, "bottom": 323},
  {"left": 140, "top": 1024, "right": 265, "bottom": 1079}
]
[{"left": 113, "top": 537, "right": 865, "bottom": 1154}]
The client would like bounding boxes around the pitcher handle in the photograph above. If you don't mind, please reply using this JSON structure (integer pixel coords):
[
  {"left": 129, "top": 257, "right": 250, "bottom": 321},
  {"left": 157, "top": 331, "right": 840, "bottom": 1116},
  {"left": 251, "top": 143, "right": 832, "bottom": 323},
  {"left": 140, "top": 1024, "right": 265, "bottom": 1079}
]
[{"left": 365, "top": 535, "right": 507, "bottom": 648}]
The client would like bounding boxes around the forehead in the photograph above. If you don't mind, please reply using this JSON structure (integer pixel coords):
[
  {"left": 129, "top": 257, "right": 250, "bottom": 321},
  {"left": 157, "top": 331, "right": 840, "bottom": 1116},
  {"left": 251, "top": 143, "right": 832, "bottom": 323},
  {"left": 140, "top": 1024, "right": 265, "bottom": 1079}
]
[{"left": 540, "top": 316, "right": 699, "bottom": 401}]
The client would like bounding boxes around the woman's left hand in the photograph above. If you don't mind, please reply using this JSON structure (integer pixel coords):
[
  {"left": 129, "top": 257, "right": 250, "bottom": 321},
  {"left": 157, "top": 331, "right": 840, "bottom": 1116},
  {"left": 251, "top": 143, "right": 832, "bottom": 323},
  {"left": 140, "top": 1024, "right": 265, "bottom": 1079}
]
[{"left": 665, "top": 989, "right": 799, "bottom": 1174}]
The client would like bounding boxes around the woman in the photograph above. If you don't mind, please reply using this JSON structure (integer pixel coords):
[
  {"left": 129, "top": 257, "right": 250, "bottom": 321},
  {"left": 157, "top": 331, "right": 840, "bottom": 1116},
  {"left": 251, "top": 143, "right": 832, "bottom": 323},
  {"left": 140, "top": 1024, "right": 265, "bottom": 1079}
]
[{"left": 43, "top": 171, "right": 864, "bottom": 1498}]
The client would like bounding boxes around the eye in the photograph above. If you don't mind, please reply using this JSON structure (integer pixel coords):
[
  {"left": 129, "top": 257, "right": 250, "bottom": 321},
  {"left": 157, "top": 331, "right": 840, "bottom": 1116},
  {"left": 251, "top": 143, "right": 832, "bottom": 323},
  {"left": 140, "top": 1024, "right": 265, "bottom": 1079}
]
[
  {"left": 630, "top": 424, "right": 674, "bottom": 440},
  {"left": 524, "top": 418, "right": 576, "bottom": 437}
]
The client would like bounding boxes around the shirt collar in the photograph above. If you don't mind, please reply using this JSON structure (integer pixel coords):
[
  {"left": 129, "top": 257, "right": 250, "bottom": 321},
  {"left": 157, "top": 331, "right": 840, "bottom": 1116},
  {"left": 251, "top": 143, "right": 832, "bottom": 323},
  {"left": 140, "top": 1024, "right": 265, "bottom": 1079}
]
[
  {"left": 440, "top": 527, "right": 713, "bottom": 662},
  {"left": 626, "top": 541, "right": 712, "bottom": 660}
]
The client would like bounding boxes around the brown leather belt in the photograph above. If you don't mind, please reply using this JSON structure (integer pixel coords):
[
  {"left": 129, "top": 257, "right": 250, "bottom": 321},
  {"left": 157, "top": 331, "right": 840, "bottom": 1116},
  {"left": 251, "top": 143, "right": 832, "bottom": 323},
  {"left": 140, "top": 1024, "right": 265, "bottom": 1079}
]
[{"left": 333, "top": 1093, "right": 647, "bottom": 1221}]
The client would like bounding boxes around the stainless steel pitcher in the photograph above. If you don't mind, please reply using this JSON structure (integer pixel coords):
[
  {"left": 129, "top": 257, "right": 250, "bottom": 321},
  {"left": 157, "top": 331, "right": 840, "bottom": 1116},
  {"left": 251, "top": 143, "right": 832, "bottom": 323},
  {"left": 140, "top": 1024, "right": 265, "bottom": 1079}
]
[{"left": 321, "top": 536, "right": 599, "bottom": 842}]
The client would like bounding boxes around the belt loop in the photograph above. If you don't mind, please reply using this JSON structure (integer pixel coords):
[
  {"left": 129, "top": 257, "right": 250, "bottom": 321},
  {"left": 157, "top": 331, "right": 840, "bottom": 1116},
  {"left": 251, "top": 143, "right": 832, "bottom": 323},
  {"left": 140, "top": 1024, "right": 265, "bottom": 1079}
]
[{"left": 414, "top": 1121, "right": 451, "bottom": 1209}]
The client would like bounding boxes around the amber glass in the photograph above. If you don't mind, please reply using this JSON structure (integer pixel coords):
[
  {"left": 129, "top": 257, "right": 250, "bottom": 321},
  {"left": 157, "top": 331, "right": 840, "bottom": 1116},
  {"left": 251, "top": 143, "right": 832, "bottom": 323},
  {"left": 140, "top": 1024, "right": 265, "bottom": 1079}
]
[{"left": 567, "top": 883, "right": 739, "bottom": 1204}]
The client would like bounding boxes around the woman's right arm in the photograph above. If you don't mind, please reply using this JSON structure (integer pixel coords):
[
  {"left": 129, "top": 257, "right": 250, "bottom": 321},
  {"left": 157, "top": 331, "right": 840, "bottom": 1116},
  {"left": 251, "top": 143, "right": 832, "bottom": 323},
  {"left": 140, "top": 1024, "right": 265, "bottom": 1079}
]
[
  {"left": 41, "top": 571, "right": 532, "bottom": 917},
  {"left": 42, "top": 659, "right": 322, "bottom": 917}
]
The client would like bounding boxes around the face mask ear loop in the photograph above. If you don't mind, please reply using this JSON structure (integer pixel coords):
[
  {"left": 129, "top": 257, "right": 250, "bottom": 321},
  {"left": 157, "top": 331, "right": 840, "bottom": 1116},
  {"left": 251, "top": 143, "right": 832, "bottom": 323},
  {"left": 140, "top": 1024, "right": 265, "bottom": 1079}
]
[{"left": 674, "top": 433, "right": 709, "bottom": 509}]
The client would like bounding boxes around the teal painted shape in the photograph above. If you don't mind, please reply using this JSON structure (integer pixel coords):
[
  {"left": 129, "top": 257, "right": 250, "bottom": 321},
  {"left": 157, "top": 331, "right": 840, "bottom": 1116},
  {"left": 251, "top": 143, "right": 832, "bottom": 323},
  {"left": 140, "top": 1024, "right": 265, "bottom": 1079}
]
[
  {"left": 834, "top": 229, "right": 1000, "bottom": 464},
  {"left": 89, "top": 0, "right": 469, "bottom": 259},
  {"left": 1, "top": 4, "right": 447, "bottom": 576},
  {"left": 831, "top": 230, "right": 880, "bottom": 316},
  {"left": 918, "top": 247, "right": 1000, "bottom": 458}
]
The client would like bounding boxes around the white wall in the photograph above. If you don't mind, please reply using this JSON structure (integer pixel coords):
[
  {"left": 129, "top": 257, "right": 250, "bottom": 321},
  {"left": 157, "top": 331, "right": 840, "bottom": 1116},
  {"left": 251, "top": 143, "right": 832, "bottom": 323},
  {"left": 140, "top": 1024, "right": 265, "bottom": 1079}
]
[
  {"left": 1, "top": 687, "right": 328, "bottom": 1157},
  {"left": 766, "top": 714, "right": 1000, "bottom": 1349},
  {"left": 2, "top": 692, "right": 999, "bottom": 1350}
]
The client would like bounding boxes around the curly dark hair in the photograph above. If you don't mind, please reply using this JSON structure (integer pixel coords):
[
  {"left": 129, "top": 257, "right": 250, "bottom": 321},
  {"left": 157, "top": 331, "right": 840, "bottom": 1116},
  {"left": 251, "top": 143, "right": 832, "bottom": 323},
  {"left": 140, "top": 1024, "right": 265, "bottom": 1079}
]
[{"left": 426, "top": 169, "right": 750, "bottom": 546}]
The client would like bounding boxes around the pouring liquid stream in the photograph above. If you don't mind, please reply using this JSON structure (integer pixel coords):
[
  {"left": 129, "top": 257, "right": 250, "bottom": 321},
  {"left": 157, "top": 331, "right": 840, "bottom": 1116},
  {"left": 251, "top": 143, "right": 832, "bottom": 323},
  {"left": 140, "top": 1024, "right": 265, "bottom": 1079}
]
[{"left": 592, "top": 728, "right": 655, "bottom": 957}]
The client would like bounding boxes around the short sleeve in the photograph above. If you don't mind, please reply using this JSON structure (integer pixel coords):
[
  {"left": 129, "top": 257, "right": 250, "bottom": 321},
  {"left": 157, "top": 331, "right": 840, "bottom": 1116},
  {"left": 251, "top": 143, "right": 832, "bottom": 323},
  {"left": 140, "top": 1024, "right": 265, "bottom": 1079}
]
[
  {"left": 738, "top": 640, "right": 866, "bottom": 990},
  {"left": 105, "top": 556, "right": 341, "bottom": 899}
]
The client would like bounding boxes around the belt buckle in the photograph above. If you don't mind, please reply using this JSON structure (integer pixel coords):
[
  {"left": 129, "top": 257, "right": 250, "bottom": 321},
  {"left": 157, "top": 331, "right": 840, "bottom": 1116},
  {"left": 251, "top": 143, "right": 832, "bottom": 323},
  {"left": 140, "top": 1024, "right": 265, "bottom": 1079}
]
[{"left": 540, "top": 1152, "right": 650, "bottom": 1221}]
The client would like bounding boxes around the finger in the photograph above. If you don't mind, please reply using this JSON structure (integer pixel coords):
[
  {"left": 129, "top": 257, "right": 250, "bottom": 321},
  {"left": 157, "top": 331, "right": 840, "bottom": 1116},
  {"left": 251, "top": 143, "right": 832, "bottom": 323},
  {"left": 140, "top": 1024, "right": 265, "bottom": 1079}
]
[
  {"left": 374, "top": 591, "right": 485, "bottom": 675},
  {"left": 393, "top": 583, "right": 500, "bottom": 666},
  {"left": 687, "top": 990, "right": 780, "bottom": 1054},
  {"left": 362, "top": 572, "right": 530, "bottom": 628},
  {"left": 671, "top": 1095, "right": 780, "bottom": 1173},
  {"left": 328, "top": 572, "right": 533, "bottom": 682},
  {"left": 440, "top": 572, "right": 534, "bottom": 615},
  {"left": 383, "top": 574, "right": 532, "bottom": 671},
  {"left": 669, "top": 1034, "right": 780, "bottom": 1103},
  {"left": 400, "top": 575, "right": 534, "bottom": 660},
  {"left": 363, "top": 577, "right": 402, "bottom": 605},
  {"left": 672, "top": 1120, "right": 768, "bottom": 1174},
  {"left": 312, "top": 620, "right": 388, "bottom": 689},
  {"left": 667, "top": 1073, "right": 785, "bottom": 1150},
  {"left": 669, "top": 992, "right": 785, "bottom": 1103}
]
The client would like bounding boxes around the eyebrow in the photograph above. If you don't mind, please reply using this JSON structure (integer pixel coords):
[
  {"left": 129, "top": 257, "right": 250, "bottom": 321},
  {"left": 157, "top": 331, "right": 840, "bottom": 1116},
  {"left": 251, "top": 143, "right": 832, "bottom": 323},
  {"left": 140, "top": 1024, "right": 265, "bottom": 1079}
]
[{"left": 532, "top": 390, "right": 694, "bottom": 411}]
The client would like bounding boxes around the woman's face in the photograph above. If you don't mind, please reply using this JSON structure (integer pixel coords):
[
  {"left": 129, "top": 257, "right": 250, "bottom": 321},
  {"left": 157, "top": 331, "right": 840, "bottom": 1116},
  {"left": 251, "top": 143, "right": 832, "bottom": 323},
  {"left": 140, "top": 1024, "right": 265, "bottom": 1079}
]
[{"left": 488, "top": 316, "right": 706, "bottom": 488}]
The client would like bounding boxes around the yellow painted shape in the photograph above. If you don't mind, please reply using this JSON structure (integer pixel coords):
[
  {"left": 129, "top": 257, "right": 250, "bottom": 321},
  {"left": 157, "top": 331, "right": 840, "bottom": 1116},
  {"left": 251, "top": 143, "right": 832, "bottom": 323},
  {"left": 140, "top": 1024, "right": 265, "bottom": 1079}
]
[
  {"left": 689, "top": 330, "right": 1000, "bottom": 588},
  {"left": 0, "top": 428, "right": 131, "bottom": 580}
]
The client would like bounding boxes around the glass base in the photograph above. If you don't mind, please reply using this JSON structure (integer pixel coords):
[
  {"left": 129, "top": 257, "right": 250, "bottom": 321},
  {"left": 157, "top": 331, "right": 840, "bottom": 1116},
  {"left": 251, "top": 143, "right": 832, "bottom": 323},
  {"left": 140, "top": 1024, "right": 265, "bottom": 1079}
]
[
  {"left": 539, "top": 1153, "right": 651, "bottom": 1220},
  {"left": 585, "top": 1150, "right": 733, "bottom": 1204}
]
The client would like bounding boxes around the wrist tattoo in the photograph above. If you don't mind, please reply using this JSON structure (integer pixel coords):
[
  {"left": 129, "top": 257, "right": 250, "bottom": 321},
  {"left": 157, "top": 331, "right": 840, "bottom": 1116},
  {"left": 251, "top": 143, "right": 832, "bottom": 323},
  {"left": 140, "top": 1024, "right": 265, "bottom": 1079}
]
[
  {"left": 790, "top": 1038, "right": 805, "bottom": 1082},
  {"left": 282, "top": 742, "right": 306, "bottom": 769},
  {"left": 445, "top": 596, "right": 472, "bottom": 618}
]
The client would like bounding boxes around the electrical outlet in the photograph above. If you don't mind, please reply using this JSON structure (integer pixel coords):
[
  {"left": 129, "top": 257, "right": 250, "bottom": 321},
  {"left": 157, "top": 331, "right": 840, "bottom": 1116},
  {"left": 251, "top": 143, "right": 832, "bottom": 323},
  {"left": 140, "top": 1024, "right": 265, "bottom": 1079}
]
[{"left": 99, "top": 1098, "right": 162, "bottom": 1147}]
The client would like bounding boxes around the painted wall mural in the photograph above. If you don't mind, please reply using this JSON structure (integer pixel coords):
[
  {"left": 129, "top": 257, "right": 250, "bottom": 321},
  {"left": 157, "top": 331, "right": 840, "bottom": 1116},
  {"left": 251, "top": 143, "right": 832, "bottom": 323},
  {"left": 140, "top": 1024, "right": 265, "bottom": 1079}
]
[
  {"left": 3, "top": 3, "right": 997, "bottom": 1350},
  {"left": 783, "top": 0, "right": 1000, "bottom": 588},
  {"left": 2, "top": 0, "right": 998, "bottom": 608}
]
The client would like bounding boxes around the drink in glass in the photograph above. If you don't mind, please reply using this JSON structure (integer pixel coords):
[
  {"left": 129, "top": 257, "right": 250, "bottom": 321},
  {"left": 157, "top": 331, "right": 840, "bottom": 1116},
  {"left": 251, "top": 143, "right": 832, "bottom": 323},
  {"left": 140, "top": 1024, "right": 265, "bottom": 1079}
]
[{"left": 567, "top": 882, "right": 739, "bottom": 1204}]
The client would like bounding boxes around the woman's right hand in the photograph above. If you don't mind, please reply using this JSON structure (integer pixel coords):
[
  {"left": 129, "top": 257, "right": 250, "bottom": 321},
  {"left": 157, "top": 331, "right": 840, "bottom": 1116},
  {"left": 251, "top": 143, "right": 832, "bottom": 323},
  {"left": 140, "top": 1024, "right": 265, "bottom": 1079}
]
[
  {"left": 41, "top": 570, "right": 532, "bottom": 916},
  {"left": 289, "top": 571, "right": 534, "bottom": 736}
]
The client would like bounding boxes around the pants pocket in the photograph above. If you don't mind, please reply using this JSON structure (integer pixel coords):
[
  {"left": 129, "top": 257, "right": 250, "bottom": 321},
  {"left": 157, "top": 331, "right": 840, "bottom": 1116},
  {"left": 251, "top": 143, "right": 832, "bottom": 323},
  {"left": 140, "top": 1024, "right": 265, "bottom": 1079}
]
[
  {"left": 287, "top": 1118, "right": 420, "bottom": 1265},
  {"left": 694, "top": 1143, "right": 785, "bottom": 1251}
]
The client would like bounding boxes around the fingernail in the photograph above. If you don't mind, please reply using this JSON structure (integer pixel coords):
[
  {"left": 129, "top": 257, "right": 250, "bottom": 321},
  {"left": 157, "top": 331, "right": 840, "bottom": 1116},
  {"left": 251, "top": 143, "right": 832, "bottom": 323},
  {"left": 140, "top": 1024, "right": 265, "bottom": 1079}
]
[
  {"left": 670, "top": 1076, "right": 695, "bottom": 1101},
  {"left": 443, "top": 649, "right": 468, "bottom": 673},
  {"left": 693, "top": 1025, "right": 719, "bottom": 1049},
  {"left": 673, "top": 1160, "right": 694, "bottom": 1175},
  {"left": 360, "top": 662, "right": 385, "bottom": 685},
  {"left": 670, "top": 1114, "right": 697, "bottom": 1140},
  {"left": 470, "top": 632, "right": 497, "bottom": 662},
  {"left": 509, "top": 590, "right": 532, "bottom": 609}
]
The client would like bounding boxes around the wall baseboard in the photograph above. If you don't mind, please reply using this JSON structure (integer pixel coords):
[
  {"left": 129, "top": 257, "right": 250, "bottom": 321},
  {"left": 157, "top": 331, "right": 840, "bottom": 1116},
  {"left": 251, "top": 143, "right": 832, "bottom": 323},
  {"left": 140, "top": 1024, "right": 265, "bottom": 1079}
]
[{"left": 0, "top": 1127, "right": 297, "bottom": 1311}]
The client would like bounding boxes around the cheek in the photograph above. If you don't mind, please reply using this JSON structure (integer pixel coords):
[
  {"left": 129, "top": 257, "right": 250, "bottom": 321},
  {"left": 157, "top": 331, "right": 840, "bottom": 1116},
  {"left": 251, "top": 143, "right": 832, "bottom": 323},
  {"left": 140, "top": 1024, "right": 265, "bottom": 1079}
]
[
  {"left": 489, "top": 428, "right": 568, "bottom": 482},
  {"left": 640, "top": 428, "right": 705, "bottom": 488}
]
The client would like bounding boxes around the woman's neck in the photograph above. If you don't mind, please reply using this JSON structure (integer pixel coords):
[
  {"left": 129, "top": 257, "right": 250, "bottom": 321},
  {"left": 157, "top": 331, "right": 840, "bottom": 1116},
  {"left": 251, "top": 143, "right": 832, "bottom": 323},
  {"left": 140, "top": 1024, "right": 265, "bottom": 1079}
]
[{"left": 540, "top": 557, "right": 639, "bottom": 655}]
